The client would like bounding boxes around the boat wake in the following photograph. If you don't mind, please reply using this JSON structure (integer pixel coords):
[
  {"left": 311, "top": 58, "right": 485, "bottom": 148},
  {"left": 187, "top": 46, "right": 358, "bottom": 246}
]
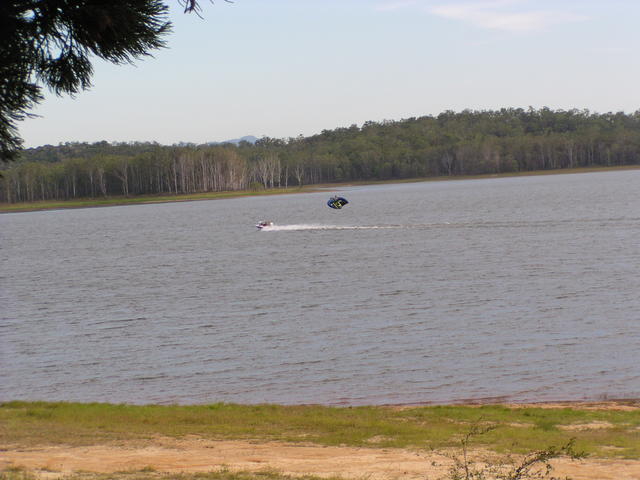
[
  {"left": 259, "top": 223, "right": 447, "bottom": 232},
  {"left": 258, "top": 217, "right": 639, "bottom": 232}
]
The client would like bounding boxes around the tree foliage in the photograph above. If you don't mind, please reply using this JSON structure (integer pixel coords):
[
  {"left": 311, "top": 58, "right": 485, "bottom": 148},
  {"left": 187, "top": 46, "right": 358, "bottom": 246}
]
[
  {"left": 0, "top": 0, "right": 172, "bottom": 161},
  {"left": 2, "top": 108, "right": 640, "bottom": 203}
]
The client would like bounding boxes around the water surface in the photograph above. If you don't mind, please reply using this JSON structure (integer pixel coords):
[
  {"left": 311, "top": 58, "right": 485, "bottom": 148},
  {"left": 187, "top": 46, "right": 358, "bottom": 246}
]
[{"left": 1, "top": 170, "right": 639, "bottom": 405}]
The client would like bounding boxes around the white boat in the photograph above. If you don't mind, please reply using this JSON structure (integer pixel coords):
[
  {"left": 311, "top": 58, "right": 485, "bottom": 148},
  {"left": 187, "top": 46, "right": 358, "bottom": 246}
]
[{"left": 256, "top": 221, "right": 274, "bottom": 229}]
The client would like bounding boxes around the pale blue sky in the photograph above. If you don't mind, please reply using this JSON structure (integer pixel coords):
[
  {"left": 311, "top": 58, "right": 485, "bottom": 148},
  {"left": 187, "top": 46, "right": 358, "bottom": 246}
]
[{"left": 21, "top": 0, "right": 640, "bottom": 147}]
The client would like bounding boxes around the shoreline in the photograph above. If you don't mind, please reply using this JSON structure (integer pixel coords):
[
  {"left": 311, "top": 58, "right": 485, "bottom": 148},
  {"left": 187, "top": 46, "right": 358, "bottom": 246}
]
[
  {"left": 2, "top": 165, "right": 638, "bottom": 214},
  {"left": 2, "top": 398, "right": 639, "bottom": 408},
  {"left": 2, "top": 399, "right": 639, "bottom": 480},
  {"left": 381, "top": 398, "right": 640, "bottom": 410},
  {"left": 3, "top": 438, "right": 640, "bottom": 480},
  {"left": 3, "top": 397, "right": 638, "bottom": 410}
]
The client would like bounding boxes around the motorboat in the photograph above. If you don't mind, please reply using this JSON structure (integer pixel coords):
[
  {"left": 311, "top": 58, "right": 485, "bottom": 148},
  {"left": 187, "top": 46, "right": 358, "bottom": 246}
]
[{"left": 256, "top": 221, "right": 274, "bottom": 229}]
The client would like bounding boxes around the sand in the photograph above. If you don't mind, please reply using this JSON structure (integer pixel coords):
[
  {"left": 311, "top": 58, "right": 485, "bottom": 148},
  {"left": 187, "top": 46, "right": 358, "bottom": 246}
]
[
  {"left": 3, "top": 401, "right": 639, "bottom": 479},
  {"left": 2, "top": 436, "right": 640, "bottom": 480}
]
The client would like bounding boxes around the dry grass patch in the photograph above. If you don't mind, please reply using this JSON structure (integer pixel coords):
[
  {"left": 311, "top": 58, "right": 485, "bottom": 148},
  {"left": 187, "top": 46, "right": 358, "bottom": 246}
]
[{"left": 1, "top": 401, "right": 639, "bottom": 459}]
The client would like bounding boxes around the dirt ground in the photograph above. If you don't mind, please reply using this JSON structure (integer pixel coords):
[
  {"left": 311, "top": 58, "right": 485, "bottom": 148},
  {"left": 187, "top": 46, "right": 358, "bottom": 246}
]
[
  {"left": 3, "top": 402, "right": 639, "bottom": 479},
  {"left": 2, "top": 436, "right": 640, "bottom": 480}
]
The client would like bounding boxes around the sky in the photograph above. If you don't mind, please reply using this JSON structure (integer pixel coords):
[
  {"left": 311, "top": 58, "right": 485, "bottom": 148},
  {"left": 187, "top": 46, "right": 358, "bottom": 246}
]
[{"left": 20, "top": 0, "right": 640, "bottom": 147}]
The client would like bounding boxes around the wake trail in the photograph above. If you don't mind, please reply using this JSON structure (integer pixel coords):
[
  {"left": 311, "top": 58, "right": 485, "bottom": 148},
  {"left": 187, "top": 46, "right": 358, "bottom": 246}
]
[
  {"left": 259, "top": 223, "right": 448, "bottom": 232},
  {"left": 259, "top": 216, "right": 640, "bottom": 232}
]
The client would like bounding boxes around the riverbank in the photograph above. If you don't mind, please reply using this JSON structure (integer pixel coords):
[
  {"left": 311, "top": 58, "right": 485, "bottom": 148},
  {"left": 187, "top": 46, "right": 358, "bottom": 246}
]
[
  {"left": 1, "top": 401, "right": 639, "bottom": 479},
  {"left": 3, "top": 436, "right": 640, "bottom": 480},
  {"left": 2, "top": 165, "right": 638, "bottom": 214}
]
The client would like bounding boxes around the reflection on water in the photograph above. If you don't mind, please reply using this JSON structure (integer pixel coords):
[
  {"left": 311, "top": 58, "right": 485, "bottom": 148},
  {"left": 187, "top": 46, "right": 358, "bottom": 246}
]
[{"left": 1, "top": 170, "right": 639, "bottom": 405}]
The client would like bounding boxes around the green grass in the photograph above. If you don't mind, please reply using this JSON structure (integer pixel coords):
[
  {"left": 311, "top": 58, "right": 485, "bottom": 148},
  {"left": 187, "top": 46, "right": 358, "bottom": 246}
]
[
  {"left": 0, "top": 467, "right": 340, "bottom": 480},
  {"left": 1, "top": 401, "right": 638, "bottom": 459}
]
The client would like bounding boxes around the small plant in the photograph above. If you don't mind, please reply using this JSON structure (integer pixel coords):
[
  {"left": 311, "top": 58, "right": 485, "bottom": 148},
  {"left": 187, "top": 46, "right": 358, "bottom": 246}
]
[
  {"left": 440, "top": 421, "right": 586, "bottom": 480},
  {"left": 0, "top": 466, "right": 36, "bottom": 480}
]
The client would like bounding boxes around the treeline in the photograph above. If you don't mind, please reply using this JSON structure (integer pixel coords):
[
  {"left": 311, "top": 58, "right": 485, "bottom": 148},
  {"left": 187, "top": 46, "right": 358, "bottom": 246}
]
[{"left": 2, "top": 108, "right": 640, "bottom": 203}]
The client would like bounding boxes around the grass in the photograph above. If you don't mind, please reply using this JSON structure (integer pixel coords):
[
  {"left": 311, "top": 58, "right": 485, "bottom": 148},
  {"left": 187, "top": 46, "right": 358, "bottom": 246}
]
[
  {"left": 1, "top": 401, "right": 638, "bottom": 459},
  {"left": 2, "top": 165, "right": 638, "bottom": 213},
  {"left": 0, "top": 467, "right": 339, "bottom": 480}
]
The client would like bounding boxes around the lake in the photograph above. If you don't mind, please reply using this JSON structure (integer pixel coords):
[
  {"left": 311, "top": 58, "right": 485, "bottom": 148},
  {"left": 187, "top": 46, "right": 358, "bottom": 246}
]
[{"left": 1, "top": 170, "right": 639, "bottom": 405}]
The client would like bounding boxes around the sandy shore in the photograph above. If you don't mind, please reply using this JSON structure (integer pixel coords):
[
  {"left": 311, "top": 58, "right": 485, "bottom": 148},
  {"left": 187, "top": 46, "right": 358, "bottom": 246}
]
[
  {"left": 3, "top": 401, "right": 638, "bottom": 479},
  {"left": 2, "top": 436, "right": 640, "bottom": 480}
]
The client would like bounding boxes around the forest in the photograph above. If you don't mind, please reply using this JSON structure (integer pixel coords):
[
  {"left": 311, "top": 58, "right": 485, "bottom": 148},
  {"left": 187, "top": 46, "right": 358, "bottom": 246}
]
[{"left": 2, "top": 107, "right": 639, "bottom": 203}]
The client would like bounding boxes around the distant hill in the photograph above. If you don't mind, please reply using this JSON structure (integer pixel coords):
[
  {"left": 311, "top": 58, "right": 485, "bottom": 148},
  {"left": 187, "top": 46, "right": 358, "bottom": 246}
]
[{"left": 213, "top": 135, "right": 258, "bottom": 145}]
